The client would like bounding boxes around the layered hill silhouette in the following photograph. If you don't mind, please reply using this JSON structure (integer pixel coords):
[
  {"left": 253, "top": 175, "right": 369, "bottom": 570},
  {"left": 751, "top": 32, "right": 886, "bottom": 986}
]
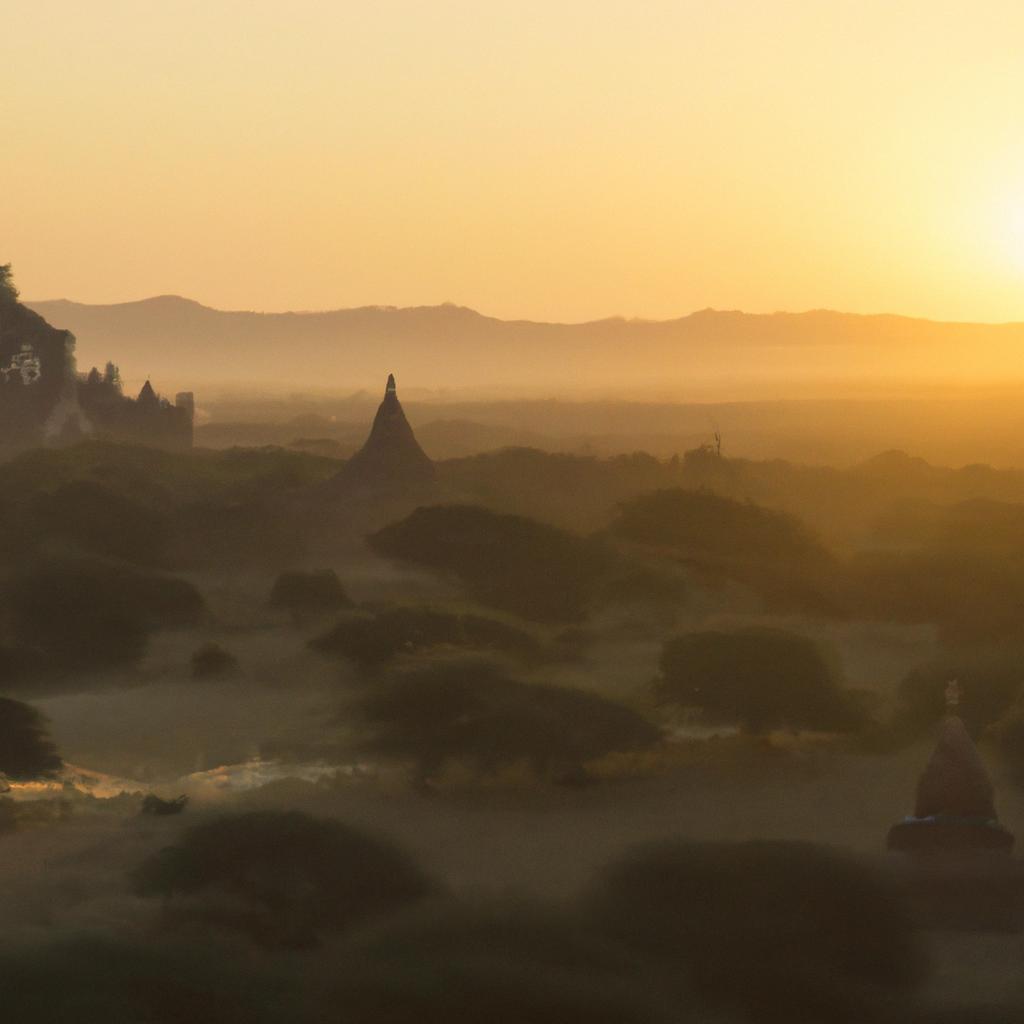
[{"left": 26, "top": 296, "right": 1024, "bottom": 394}]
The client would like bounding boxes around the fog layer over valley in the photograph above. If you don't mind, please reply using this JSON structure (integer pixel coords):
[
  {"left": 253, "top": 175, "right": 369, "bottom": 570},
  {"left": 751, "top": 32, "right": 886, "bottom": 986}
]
[
  {"left": 6, "top": 386, "right": 1024, "bottom": 1017},
  {"left": 8, "top": 277, "right": 1024, "bottom": 1018}
]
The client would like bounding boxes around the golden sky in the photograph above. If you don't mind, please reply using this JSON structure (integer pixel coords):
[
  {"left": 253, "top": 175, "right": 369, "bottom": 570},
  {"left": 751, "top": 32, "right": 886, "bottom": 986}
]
[{"left": 4, "top": 1, "right": 1024, "bottom": 322}]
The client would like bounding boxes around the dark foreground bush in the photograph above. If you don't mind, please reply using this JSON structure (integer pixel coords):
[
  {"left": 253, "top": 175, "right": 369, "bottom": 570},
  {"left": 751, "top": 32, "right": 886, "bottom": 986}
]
[
  {"left": 584, "top": 840, "right": 925, "bottom": 1024},
  {"left": 326, "top": 902, "right": 695, "bottom": 1024},
  {"left": 658, "top": 628, "right": 865, "bottom": 733},
  {"left": 352, "top": 660, "right": 661, "bottom": 782},
  {"left": 0, "top": 697, "right": 62, "bottom": 780},
  {"left": 369, "top": 504, "right": 611, "bottom": 622},
  {"left": 4, "top": 558, "right": 204, "bottom": 670},
  {"left": 310, "top": 606, "right": 543, "bottom": 668},
  {"left": 133, "top": 810, "right": 434, "bottom": 947},
  {"left": 0, "top": 935, "right": 290, "bottom": 1024},
  {"left": 269, "top": 569, "right": 351, "bottom": 614}
]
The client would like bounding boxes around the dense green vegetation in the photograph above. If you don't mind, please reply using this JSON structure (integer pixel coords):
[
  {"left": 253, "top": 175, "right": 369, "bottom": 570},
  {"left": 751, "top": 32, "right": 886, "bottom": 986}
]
[
  {"left": 310, "top": 606, "right": 544, "bottom": 668},
  {"left": 657, "top": 629, "right": 865, "bottom": 734},
  {"left": 370, "top": 504, "right": 612, "bottom": 622},
  {"left": 584, "top": 840, "right": 924, "bottom": 1024},
  {"left": 0, "top": 696, "right": 62, "bottom": 779},
  {"left": 134, "top": 810, "right": 434, "bottom": 948},
  {"left": 2, "top": 557, "right": 203, "bottom": 673},
  {"left": 350, "top": 660, "right": 661, "bottom": 782}
]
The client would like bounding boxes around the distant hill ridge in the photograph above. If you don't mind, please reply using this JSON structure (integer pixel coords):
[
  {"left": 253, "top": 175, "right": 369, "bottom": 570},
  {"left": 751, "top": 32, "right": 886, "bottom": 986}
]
[{"left": 26, "top": 296, "right": 1024, "bottom": 394}]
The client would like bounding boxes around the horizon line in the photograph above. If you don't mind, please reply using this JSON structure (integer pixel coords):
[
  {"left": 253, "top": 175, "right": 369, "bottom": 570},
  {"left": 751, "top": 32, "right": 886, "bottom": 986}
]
[{"left": 24, "top": 294, "right": 1024, "bottom": 330}]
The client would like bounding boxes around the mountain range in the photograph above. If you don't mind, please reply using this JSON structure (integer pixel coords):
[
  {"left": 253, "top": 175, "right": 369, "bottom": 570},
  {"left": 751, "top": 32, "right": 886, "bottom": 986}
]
[{"left": 25, "top": 296, "right": 1024, "bottom": 396}]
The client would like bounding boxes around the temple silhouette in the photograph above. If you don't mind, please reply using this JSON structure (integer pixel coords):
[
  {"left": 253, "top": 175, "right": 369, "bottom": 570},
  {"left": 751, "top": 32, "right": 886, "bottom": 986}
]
[
  {"left": 888, "top": 681, "right": 1014, "bottom": 854},
  {"left": 0, "top": 266, "right": 192, "bottom": 454},
  {"left": 325, "top": 373, "right": 434, "bottom": 496}
]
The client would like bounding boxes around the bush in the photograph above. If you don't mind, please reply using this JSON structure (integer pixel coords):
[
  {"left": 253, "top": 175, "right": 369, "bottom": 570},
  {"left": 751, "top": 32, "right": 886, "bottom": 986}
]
[
  {"left": 849, "top": 550, "right": 1024, "bottom": 643},
  {"left": 987, "top": 700, "right": 1024, "bottom": 789},
  {"left": 893, "top": 656, "right": 1024, "bottom": 739},
  {"left": 0, "top": 935, "right": 289, "bottom": 1024},
  {"left": 133, "top": 810, "right": 433, "bottom": 947},
  {"left": 190, "top": 642, "right": 238, "bottom": 679},
  {"left": 327, "top": 902, "right": 688, "bottom": 1024},
  {"left": 269, "top": 569, "right": 351, "bottom": 613},
  {"left": 0, "top": 697, "right": 62, "bottom": 780},
  {"left": 351, "top": 660, "right": 660, "bottom": 782},
  {"left": 657, "top": 628, "right": 864, "bottom": 734},
  {"left": 5, "top": 558, "right": 204, "bottom": 670},
  {"left": 30, "top": 480, "right": 170, "bottom": 566},
  {"left": 584, "top": 840, "right": 924, "bottom": 1024},
  {"left": 611, "top": 489, "right": 837, "bottom": 612},
  {"left": 369, "top": 505, "right": 611, "bottom": 623},
  {"left": 310, "top": 606, "right": 543, "bottom": 668}
]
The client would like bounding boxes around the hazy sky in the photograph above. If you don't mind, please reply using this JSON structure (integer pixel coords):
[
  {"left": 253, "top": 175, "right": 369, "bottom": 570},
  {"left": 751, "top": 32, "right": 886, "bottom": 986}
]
[{"left": 4, "top": 1, "right": 1024, "bottom": 322}]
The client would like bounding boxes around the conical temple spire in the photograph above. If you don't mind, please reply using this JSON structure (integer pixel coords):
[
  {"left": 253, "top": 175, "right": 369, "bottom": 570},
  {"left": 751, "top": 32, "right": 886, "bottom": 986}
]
[
  {"left": 324, "top": 370, "right": 433, "bottom": 495},
  {"left": 887, "top": 682, "right": 1014, "bottom": 853}
]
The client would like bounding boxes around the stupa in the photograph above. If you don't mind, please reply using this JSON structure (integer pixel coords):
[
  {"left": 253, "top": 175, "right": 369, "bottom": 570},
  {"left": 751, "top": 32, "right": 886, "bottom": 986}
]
[
  {"left": 326, "top": 374, "right": 434, "bottom": 495},
  {"left": 887, "top": 681, "right": 1014, "bottom": 854}
]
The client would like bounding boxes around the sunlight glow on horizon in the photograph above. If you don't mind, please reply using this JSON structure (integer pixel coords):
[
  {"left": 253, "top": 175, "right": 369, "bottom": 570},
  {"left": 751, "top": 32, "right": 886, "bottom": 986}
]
[{"left": 3, "top": 1, "right": 1024, "bottom": 323}]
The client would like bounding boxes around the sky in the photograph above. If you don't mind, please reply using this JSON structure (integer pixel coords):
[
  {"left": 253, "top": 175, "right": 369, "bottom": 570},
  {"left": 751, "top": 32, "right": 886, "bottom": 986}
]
[{"left": 3, "top": 0, "right": 1024, "bottom": 323}]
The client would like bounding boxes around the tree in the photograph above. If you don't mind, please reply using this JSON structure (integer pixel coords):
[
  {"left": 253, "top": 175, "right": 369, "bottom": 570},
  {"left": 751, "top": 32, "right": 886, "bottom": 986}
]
[
  {"left": 0, "top": 698, "right": 62, "bottom": 780},
  {"left": 310, "top": 606, "right": 543, "bottom": 668},
  {"left": 584, "top": 840, "right": 924, "bottom": 1024},
  {"left": 327, "top": 902, "right": 687, "bottom": 1024},
  {"left": 893, "top": 655, "right": 1024, "bottom": 739},
  {"left": 657, "top": 628, "right": 863, "bottom": 734},
  {"left": 352, "top": 660, "right": 660, "bottom": 781},
  {"left": 6, "top": 558, "right": 203, "bottom": 670},
  {"left": 0, "top": 263, "right": 18, "bottom": 302},
  {"left": 369, "top": 505, "right": 611, "bottom": 623},
  {"left": 133, "top": 810, "right": 433, "bottom": 947},
  {"left": 612, "top": 489, "right": 839, "bottom": 613},
  {"left": 990, "top": 701, "right": 1024, "bottom": 789},
  {"left": 269, "top": 569, "right": 351, "bottom": 614}
]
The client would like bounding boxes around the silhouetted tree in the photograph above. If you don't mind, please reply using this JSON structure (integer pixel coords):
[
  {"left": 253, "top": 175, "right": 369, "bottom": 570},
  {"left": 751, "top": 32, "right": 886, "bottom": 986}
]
[
  {"left": 584, "top": 840, "right": 924, "bottom": 1024},
  {"left": 30, "top": 480, "right": 170, "bottom": 565},
  {"left": 893, "top": 656, "right": 1024, "bottom": 739},
  {"left": 133, "top": 810, "right": 434, "bottom": 947},
  {"left": 328, "top": 902, "right": 688, "bottom": 1024},
  {"left": 6, "top": 558, "right": 203, "bottom": 670},
  {"left": 0, "top": 698, "right": 62, "bottom": 780},
  {"left": 310, "top": 607, "right": 543, "bottom": 668},
  {"left": 0, "top": 935, "right": 288, "bottom": 1024},
  {"left": 657, "top": 628, "right": 864, "bottom": 734},
  {"left": 352, "top": 660, "right": 660, "bottom": 782},
  {"left": 190, "top": 642, "right": 238, "bottom": 679},
  {"left": 269, "top": 569, "right": 351, "bottom": 614},
  {"left": 986, "top": 700, "right": 1024, "bottom": 789},
  {"left": 0, "top": 263, "right": 18, "bottom": 302},
  {"left": 370, "top": 505, "right": 611, "bottom": 623}
]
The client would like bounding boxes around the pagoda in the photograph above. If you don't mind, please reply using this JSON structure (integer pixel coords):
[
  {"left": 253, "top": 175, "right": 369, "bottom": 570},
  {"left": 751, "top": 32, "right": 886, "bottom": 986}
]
[{"left": 887, "top": 681, "right": 1014, "bottom": 854}]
